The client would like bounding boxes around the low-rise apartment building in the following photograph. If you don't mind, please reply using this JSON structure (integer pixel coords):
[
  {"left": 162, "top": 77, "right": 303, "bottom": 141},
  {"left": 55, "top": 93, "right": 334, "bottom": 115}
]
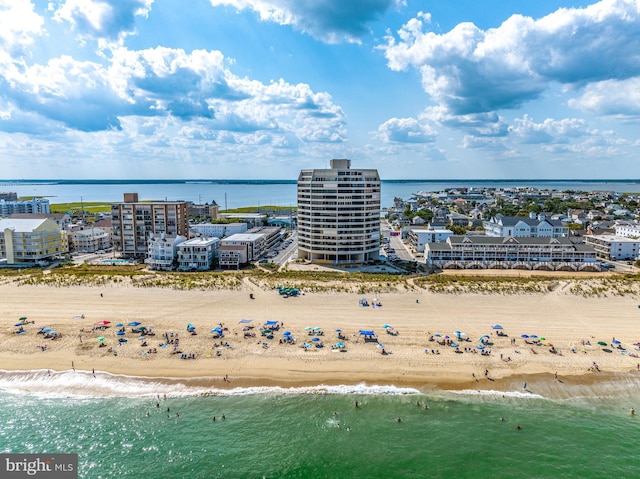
[
  {"left": 408, "top": 228, "right": 453, "bottom": 253},
  {"left": 70, "top": 227, "right": 111, "bottom": 253},
  {"left": 0, "top": 218, "right": 67, "bottom": 264},
  {"left": 426, "top": 236, "right": 598, "bottom": 271},
  {"left": 584, "top": 234, "right": 640, "bottom": 261},
  {"left": 177, "top": 237, "right": 220, "bottom": 271}
]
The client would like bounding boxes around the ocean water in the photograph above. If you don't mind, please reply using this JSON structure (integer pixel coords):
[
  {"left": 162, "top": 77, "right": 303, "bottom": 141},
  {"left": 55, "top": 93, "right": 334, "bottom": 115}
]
[
  {"left": 2, "top": 179, "right": 640, "bottom": 209},
  {"left": 1, "top": 370, "right": 640, "bottom": 478}
]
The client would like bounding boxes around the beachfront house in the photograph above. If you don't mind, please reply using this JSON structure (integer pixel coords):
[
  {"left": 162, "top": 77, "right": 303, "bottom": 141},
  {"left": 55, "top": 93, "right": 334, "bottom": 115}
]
[
  {"left": 177, "top": 236, "right": 220, "bottom": 271},
  {"left": 0, "top": 218, "right": 68, "bottom": 265},
  {"left": 145, "top": 233, "right": 187, "bottom": 271}
]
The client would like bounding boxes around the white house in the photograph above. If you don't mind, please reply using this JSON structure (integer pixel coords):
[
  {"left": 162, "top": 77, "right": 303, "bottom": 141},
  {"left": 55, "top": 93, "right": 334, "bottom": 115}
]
[{"left": 145, "top": 233, "right": 187, "bottom": 271}]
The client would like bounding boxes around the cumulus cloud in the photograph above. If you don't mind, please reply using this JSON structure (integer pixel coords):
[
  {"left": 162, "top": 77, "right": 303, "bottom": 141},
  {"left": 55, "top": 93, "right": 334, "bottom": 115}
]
[
  {"left": 53, "top": 0, "right": 154, "bottom": 42},
  {"left": 0, "top": 45, "right": 346, "bottom": 144},
  {"left": 509, "top": 115, "right": 591, "bottom": 144},
  {"left": 569, "top": 78, "right": 640, "bottom": 116},
  {"left": 381, "top": 0, "right": 640, "bottom": 116},
  {"left": 376, "top": 117, "right": 436, "bottom": 143},
  {"left": 0, "top": 0, "right": 44, "bottom": 54},
  {"left": 209, "top": 0, "right": 405, "bottom": 43}
]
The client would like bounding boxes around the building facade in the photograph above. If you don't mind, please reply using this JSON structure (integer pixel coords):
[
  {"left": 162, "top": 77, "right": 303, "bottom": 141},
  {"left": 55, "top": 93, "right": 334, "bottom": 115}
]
[
  {"left": 177, "top": 237, "right": 220, "bottom": 271},
  {"left": 111, "top": 193, "right": 189, "bottom": 258},
  {"left": 483, "top": 214, "right": 568, "bottom": 238},
  {"left": 426, "top": 236, "right": 598, "bottom": 271},
  {"left": 408, "top": 228, "right": 453, "bottom": 253},
  {"left": 584, "top": 234, "right": 640, "bottom": 261},
  {"left": 297, "top": 159, "right": 380, "bottom": 264},
  {"left": 145, "top": 234, "right": 187, "bottom": 271},
  {"left": 0, "top": 218, "right": 68, "bottom": 264},
  {"left": 70, "top": 227, "right": 111, "bottom": 253},
  {"left": 191, "top": 222, "right": 247, "bottom": 238},
  {"left": 0, "top": 198, "right": 51, "bottom": 216}
]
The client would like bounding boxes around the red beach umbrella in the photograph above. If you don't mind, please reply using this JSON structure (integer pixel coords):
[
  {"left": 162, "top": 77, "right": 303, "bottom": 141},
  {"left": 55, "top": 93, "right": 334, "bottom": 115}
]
[{"left": 94, "top": 320, "right": 111, "bottom": 326}]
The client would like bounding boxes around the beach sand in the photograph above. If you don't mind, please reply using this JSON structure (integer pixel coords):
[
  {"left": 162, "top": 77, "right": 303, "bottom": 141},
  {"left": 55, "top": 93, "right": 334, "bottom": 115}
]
[{"left": 2, "top": 280, "right": 640, "bottom": 394}]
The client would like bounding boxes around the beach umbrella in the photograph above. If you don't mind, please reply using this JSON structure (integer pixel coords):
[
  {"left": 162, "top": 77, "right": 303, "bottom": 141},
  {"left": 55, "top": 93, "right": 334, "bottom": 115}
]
[
  {"left": 115, "top": 323, "right": 124, "bottom": 327},
  {"left": 539, "top": 337, "right": 546, "bottom": 341},
  {"left": 283, "top": 331, "right": 292, "bottom": 336},
  {"left": 377, "top": 343, "right": 385, "bottom": 349},
  {"left": 521, "top": 334, "right": 529, "bottom": 338},
  {"left": 305, "top": 327, "right": 312, "bottom": 331},
  {"left": 476, "top": 344, "right": 485, "bottom": 350},
  {"left": 612, "top": 339, "right": 621, "bottom": 345},
  {"left": 597, "top": 341, "right": 608, "bottom": 346},
  {"left": 14, "top": 323, "right": 25, "bottom": 327},
  {"left": 336, "top": 342, "right": 345, "bottom": 348},
  {"left": 314, "top": 327, "right": 321, "bottom": 331},
  {"left": 450, "top": 342, "right": 459, "bottom": 348},
  {"left": 335, "top": 329, "right": 342, "bottom": 333},
  {"left": 434, "top": 333, "right": 441, "bottom": 337},
  {"left": 117, "top": 331, "right": 126, "bottom": 336},
  {"left": 312, "top": 337, "right": 320, "bottom": 342},
  {"left": 383, "top": 324, "right": 391, "bottom": 329},
  {"left": 455, "top": 331, "right": 468, "bottom": 339},
  {"left": 95, "top": 320, "right": 110, "bottom": 326},
  {"left": 491, "top": 324, "right": 503, "bottom": 330},
  {"left": 18, "top": 317, "right": 27, "bottom": 321},
  {"left": 96, "top": 336, "right": 105, "bottom": 342},
  {"left": 41, "top": 327, "right": 52, "bottom": 333},
  {"left": 128, "top": 321, "right": 141, "bottom": 327},
  {"left": 530, "top": 335, "right": 538, "bottom": 339}
]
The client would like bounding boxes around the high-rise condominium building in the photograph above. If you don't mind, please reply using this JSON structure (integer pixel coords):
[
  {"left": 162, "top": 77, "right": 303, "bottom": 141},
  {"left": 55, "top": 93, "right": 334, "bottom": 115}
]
[
  {"left": 111, "top": 193, "right": 189, "bottom": 258},
  {"left": 297, "top": 159, "right": 381, "bottom": 264}
]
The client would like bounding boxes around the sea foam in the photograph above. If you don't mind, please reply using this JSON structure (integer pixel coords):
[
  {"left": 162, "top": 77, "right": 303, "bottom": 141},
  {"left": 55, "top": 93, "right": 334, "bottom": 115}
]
[{"left": 0, "top": 369, "right": 419, "bottom": 399}]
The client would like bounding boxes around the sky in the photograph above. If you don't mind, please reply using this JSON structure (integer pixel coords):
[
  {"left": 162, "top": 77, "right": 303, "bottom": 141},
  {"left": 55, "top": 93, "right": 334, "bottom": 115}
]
[{"left": 1, "top": 0, "right": 640, "bottom": 180}]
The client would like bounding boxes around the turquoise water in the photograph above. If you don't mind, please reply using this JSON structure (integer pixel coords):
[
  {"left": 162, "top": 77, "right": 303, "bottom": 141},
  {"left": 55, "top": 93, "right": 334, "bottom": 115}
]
[{"left": 1, "top": 371, "right": 640, "bottom": 478}]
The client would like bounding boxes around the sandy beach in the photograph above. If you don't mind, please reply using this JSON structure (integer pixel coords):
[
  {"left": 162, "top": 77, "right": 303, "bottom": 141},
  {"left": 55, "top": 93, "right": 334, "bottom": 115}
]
[{"left": 2, "top": 279, "right": 640, "bottom": 394}]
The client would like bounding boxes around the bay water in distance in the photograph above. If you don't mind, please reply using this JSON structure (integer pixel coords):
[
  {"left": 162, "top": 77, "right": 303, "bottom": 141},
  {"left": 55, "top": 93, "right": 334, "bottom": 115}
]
[
  {"left": 1, "top": 370, "right": 640, "bottom": 478},
  {"left": 2, "top": 179, "right": 640, "bottom": 209}
]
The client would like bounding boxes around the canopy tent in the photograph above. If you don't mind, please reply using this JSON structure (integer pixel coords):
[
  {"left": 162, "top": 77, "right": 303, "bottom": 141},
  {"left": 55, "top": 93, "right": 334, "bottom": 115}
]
[
  {"left": 359, "top": 330, "right": 375, "bottom": 336},
  {"left": 265, "top": 320, "right": 279, "bottom": 326}
]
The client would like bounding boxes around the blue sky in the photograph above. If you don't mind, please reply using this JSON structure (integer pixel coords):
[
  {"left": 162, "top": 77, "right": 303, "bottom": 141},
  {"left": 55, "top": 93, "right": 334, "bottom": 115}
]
[{"left": 1, "top": 0, "right": 639, "bottom": 179}]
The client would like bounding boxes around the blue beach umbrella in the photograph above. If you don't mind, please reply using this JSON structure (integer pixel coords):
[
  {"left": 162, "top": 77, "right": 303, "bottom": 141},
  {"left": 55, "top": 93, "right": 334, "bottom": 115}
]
[
  {"left": 491, "top": 324, "right": 503, "bottom": 330},
  {"left": 312, "top": 337, "right": 320, "bottom": 342},
  {"left": 14, "top": 323, "right": 25, "bottom": 327},
  {"left": 41, "top": 327, "right": 52, "bottom": 333},
  {"left": 117, "top": 331, "right": 126, "bottom": 336},
  {"left": 116, "top": 323, "right": 124, "bottom": 327},
  {"left": 612, "top": 339, "right": 621, "bottom": 345},
  {"left": 128, "top": 321, "right": 141, "bottom": 327},
  {"left": 476, "top": 344, "right": 485, "bottom": 350},
  {"left": 283, "top": 331, "right": 292, "bottom": 336},
  {"left": 336, "top": 342, "right": 345, "bottom": 348},
  {"left": 521, "top": 334, "right": 529, "bottom": 338},
  {"left": 335, "top": 329, "right": 342, "bottom": 333}
]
